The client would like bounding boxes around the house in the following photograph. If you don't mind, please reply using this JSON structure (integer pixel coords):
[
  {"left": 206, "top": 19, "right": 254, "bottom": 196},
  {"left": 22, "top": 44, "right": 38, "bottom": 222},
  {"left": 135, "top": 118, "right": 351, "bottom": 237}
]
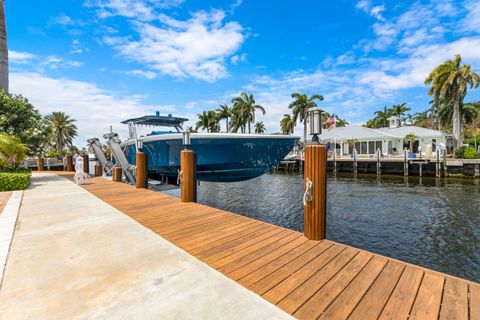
[{"left": 319, "top": 117, "right": 448, "bottom": 157}]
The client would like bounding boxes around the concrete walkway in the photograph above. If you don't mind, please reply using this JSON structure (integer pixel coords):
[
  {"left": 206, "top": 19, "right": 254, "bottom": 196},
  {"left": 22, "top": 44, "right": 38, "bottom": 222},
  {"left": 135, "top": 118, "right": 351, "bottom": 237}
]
[{"left": 0, "top": 174, "right": 293, "bottom": 320}]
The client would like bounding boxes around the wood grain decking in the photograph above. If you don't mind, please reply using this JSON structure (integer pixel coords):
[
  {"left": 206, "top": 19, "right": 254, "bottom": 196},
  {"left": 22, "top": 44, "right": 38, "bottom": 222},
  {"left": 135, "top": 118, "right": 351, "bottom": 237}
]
[
  {"left": 78, "top": 176, "right": 478, "bottom": 320},
  {"left": 0, "top": 192, "right": 11, "bottom": 215}
]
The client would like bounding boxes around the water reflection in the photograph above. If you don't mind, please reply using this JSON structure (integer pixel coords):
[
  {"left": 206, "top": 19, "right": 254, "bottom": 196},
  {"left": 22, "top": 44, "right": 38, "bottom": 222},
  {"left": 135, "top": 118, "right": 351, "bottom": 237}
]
[{"left": 163, "top": 172, "right": 480, "bottom": 282}]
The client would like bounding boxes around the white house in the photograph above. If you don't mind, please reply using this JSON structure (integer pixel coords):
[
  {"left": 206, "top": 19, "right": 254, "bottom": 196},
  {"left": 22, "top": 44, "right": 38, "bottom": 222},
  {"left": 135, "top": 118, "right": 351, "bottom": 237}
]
[{"left": 319, "top": 117, "right": 448, "bottom": 157}]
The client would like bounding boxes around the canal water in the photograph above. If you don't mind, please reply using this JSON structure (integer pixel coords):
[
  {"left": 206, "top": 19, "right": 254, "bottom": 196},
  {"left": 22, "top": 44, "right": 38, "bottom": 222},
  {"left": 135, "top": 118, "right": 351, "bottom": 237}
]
[{"left": 163, "top": 173, "right": 480, "bottom": 282}]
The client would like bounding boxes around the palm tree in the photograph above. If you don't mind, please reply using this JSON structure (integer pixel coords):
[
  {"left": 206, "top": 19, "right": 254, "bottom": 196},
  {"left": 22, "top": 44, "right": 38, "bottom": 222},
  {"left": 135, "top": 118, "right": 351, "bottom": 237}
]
[
  {"left": 0, "top": 133, "right": 27, "bottom": 168},
  {"left": 425, "top": 54, "right": 480, "bottom": 148},
  {"left": 374, "top": 106, "right": 392, "bottom": 128},
  {"left": 254, "top": 121, "right": 266, "bottom": 134},
  {"left": 196, "top": 111, "right": 210, "bottom": 132},
  {"left": 404, "top": 133, "right": 418, "bottom": 152},
  {"left": 0, "top": 0, "right": 7, "bottom": 92},
  {"left": 45, "top": 111, "right": 78, "bottom": 158},
  {"left": 390, "top": 103, "right": 411, "bottom": 118},
  {"left": 207, "top": 110, "right": 220, "bottom": 133},
  {"left": 288, "top": 93, "right": 324, "bottom": 142},
  {"left": 216, "top": 104, "right": 231, "bottom": 132},
  {"left": 280, "top": 114, "right": 295, "bottom": 134},
  {"left": 231, "top": 92, "right": 265, "bottom": 133}
]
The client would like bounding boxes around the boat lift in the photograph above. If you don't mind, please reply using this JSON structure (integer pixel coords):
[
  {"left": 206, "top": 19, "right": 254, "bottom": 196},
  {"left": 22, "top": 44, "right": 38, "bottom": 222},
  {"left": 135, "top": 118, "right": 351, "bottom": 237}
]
[
  {"left": 102, "top": 132, "right": 136, "bottom": 184},
  {"left": 87, "top": 138, "right": 113, "bottom": 175}
]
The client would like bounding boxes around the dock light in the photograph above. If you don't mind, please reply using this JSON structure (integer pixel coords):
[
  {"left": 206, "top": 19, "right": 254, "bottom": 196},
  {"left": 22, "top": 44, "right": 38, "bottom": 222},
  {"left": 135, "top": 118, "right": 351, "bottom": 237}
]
[
  {"left": 183, "top": 131, "right": 191, "bottom": 149},
  {"left": 308, "top": 107, "right": 323, "bottom": 144}
]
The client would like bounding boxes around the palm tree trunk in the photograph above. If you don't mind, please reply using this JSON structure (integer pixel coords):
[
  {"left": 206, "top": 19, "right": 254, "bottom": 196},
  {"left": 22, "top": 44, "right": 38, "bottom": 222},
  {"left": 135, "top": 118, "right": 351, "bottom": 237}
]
[
  {"left": 226, "top": 117, "right": 229, "bottom": 132},
  {"left": 248, "top": 121, "right": 251, "bottom": 134},
  {"left": 0, "top": 0, "right": 8, "bottom": 92},
  {"left": 453, "top": 95, "right": 462, "bottom": 148},
  {"left": 303, "top": 120, "right": 307, "bottom": 143}
]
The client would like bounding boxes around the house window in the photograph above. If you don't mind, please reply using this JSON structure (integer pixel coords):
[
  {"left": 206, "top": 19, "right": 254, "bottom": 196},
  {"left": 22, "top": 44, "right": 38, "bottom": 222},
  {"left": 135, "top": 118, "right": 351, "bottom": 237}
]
[
  {"left": 432, "top": 139, "right": 437, "bottom": 152},
  {"left": 368, "top": 141, "right": 375, "bottom": 154},
  {"left": 355, "top": 142, "right": 360, "bottom": 153},
  {"left": 361, "top": 142, "right": 367, "bottom": 154},
  {"left": 375, "top": 141, "right": 382, "bottom": 152}
]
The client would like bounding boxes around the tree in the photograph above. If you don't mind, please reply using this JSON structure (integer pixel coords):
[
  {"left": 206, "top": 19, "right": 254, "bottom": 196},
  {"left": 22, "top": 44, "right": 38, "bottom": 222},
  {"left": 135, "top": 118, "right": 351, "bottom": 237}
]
[
  {"left": 373, "top": 106, "right": 392, "bottom": 128},
  {"left": 288, "top": 92, "right": 324, "bottom": 142},
  {"left": 0, "top": 91, "right": 52, "bottom": 155},
  {"left": 254, "top": 121, "right": 266, "bottom": 134},
  {"left": 0, "top": 0, "right": 7, "bottom": 92},
  {"left": 425, "top": 54, "right": 480, "bottom": 148},
  {"left": 196, "top": 111, "right": 210, "bottom": 132},
  {"left": 404, "top": 133, "right": 418, "bottom": 152},
  {"left": 206, "top": 110, "right": 220, "bottom": 133},
  {"left": 45, "top": 112, "right": 78, "bottom": 159},
  {"left": 280, "top": 114, "right": 295, "bottom": 134},
  {"left": 390, "top": 103, "right": 411, "bottom": 118},
  {"left": 0, "top": 133, "right": 27, "bottom": 168},
  {"left": 231, "top": 92, "right": 265, "bottom": 133},
  {"left": 216, "top": 104, "right": 231, "bottom": 132}
]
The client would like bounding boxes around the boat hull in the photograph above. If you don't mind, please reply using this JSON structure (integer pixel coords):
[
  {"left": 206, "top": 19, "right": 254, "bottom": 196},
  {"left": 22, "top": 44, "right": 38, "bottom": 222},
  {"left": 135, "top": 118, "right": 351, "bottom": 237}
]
[{"left": 123, "top": 133, "right": 298, "bottom": 182}]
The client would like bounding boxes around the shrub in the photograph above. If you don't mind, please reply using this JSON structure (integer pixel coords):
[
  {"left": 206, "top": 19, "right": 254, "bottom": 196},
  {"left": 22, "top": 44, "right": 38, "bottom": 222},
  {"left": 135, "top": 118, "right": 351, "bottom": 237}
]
[
  {"left": 464, "top": 147, "right": 477, "bottom": 159},
  {"left": 0, "top": 172, "right": 31, "bottom": 191},
  {"left": 454, "top": 147, "right": 465, "bottom": 158}
]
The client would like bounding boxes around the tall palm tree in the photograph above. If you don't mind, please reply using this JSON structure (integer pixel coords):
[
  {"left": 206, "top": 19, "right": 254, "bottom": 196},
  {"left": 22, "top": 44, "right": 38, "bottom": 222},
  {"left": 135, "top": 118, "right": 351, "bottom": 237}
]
[
  {"left": 232, "top": 92, "right": 265, "bottom": 133},
  {"left": 404, "top": 133, "right": 418, "bottom": 152},
  {"left": 0, "top": 0, "right": 7, "bottom": 92},
  {"left": 425, "top": 54, "right": 480, "bottom": 148},
  {"left": 207, "top": 110, "right": 220, "bottom": 133},
  {"left": 254, "top": 121, "right": 266, "bottom": 134},
  {"left": 280, "top": 114, "right": 295, "bottom": 134},
  {"left": 216, "top": 104, "right": 231, "bottom": 132},
  {"left": 196, "top": 111, "right": 210, "bottom": 132},
  {"left": 288, "top": 92, "right": 324, "bottom": 142},
  {"left": 374, "top": 106, "right": 392, "bottom": 128},
  {"left": 390, "top": 103, "right": 411, "bottom": 118},
  {"left": 45, "top": 111, "right": 78, "bottom": 159}
]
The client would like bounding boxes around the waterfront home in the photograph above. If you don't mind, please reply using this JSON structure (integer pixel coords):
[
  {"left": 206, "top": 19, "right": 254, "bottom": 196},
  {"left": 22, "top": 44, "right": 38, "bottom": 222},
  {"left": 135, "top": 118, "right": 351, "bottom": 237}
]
[{"left": 319, "top": 117, "right": 447, "bottom": 157}]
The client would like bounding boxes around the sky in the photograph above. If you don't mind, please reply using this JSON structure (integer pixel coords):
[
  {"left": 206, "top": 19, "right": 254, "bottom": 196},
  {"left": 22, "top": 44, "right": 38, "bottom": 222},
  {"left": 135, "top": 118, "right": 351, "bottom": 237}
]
[{"left": 7, "top": 0, "right": 480, "bottom": 145}]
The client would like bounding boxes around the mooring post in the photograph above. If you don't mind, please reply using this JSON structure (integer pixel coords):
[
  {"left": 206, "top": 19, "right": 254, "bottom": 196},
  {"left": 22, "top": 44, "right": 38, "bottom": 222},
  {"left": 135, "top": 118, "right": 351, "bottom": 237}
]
[
  {"left": 332, "top": 149, "right": 337, "bottom": 174},
  {"left": 403, "top": 148, "right": 409, "bottom": 176},
  {"left": 443, "top": 149, "right": 448, "bottom": 176},
  {"left": 82, "top": 153, "right": 89, "bottom": 174},
  {"left": 376, "top": 148, "right": 381, "bottom": 175},
  {"left": 419, "top": 162, "right": 423, "bottom": 177},
  {"left": 46, "top": 158, "right": 51, "bottom": 171},
  {"left": 37, "top": 156, "right": 44, "bottom": 172},
  {"left": 136, "top": 151, "right": 147, "bottom": 189},
  {"left": 353, "top": 149, "right": 358, "bottom": 175},
  {"left": 95, "top": 164, "right": 102, "bottom": 177},
  {"left": 113, "top": 167, "right": 122, "bottom": 182},
  {"left": 303, "top": 144, "right": 327, "bottom": 240},
  {"left": 436, "top": 149, "right": 441, "bottom": 178},
  {"left": 66, "top": 154, "right": 74, "bottom": 172},
  {"left": 180, "top": 149, "right": 197, "bottom": 202}
]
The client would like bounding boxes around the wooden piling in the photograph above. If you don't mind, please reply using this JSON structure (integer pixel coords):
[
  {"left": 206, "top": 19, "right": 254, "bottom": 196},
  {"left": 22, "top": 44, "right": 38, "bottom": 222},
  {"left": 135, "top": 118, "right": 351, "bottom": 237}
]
[
  {"left": 136, "top": 152, "right": 147, "bottom": 189},
  {"left": 436, "top": 149, "right": 441, "bottom": 178},
  {"left": 113, "top": 167, "right": 122, "bottom": 182},
  {"left": 303, "top": 144, "right": 327, "bottom": 241},
  {"left": 37, "top": 157, "right": 44, "bottom": 172},
  {"left": 403, "top": 149, "right": 409, "bottom": 177},
  {"left": 332, "top": 150, "right": 337, "bottom": 174},
  {"left": 376, "top": 148, "right": 381, "bottom": 175},
  {"left": 353, "top": 149, "right": 358, "bottom": 175},
  {"left": 82, "top": 154, "right": 89, "bottom": 174},
  {"left": 180, "top": 149, "right": 197, "bottom": 203},
  {"left": 95, "top": 164, "right": 102, "bottom": 177},
  {"left": 66, "top": 154, "right": 74, "bottom": 172}
]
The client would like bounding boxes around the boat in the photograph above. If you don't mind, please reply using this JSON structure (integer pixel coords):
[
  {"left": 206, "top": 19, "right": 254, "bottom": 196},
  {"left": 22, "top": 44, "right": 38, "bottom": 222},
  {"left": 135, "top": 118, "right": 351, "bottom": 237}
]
[{"left": 120, "top": 112, "right": 299, "bottom": 182}]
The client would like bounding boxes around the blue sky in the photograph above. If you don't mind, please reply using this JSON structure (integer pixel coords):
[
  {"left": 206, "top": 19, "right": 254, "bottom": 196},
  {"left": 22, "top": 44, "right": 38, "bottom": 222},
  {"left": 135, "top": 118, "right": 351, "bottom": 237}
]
[{"left": 7, "top": 0, "right": 480, "bottom": 144}]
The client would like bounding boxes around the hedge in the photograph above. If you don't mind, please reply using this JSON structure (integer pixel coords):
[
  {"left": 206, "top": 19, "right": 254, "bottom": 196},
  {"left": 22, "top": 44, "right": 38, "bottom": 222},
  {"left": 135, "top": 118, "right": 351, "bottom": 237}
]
[
  {"left": 0, "top": 171, "right": 31, "bottom": 191},
  {"left": 464, "top": 147, "right": 477, "bottom": 159}
]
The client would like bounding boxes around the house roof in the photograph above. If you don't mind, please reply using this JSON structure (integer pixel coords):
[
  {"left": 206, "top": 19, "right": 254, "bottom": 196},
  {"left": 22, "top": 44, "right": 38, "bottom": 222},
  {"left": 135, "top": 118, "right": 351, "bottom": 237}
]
[{"left": 319, "top": 125, "right": 446, "bottom": 141}]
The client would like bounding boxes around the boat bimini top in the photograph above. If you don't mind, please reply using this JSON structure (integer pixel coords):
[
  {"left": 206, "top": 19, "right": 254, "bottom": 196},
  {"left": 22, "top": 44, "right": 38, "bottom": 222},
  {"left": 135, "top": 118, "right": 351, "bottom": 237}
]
[{"left": 121, "top": 111, "right": 188, "bottom": 133}]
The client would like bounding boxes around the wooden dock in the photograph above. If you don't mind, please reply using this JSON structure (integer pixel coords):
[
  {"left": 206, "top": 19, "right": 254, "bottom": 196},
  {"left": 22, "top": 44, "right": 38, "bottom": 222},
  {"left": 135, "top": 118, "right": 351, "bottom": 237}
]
[{"left": 77, "top": 176, "right": 478, "bottom": 319}]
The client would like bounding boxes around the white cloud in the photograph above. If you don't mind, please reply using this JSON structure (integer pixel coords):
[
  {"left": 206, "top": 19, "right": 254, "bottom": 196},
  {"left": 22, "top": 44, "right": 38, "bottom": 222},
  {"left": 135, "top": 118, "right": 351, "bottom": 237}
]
[
  {"left": 356, "top": 0, "right": 385, "bottom": 21},
  {"left": 9, "top": 50, "right": 36, "bottom": 63},
  {"left": 231, "top": 53, "right": 246, "bottom": 65},
  {"left": 104, "top": 10, "right": 245, "bottom": 82},
  {"left": 85, "top": 0, "right": 184, "bottom": 21},
  {"left": 9, "top": 72, "right": 196, "bottom": 145},
  {"left": 462, "top": 0, "right": 480, "bottom": 32},
  {"left": 41, "top": 56, "right": 83, "bottom": 69},
  {"left": 125, "top": 69, "right": 157, "bottom": 79}
]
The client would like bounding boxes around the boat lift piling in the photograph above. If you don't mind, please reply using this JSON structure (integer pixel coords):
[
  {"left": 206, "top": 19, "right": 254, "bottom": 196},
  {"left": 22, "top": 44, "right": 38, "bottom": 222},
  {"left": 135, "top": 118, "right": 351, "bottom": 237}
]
[
  {"left": 180, "top": 132, "right": 197, "bottom": 203},
  {"left": 87, "top": 138, "right": 113, "bottom": 175},
  {"left": 66, "top": 155, "right": 74, "bottom": 172},
  {"left": 37, "top": 157, "right": 44, "bottom": 172},
  {"left": 103, "top": 133, "right": 136, "bottom": 184},
  {"left": 376, "top": 148, "right": 381, "bottom": 175},
  {"left": 82, "top": 153, "right": 89, "bottom": 174}
]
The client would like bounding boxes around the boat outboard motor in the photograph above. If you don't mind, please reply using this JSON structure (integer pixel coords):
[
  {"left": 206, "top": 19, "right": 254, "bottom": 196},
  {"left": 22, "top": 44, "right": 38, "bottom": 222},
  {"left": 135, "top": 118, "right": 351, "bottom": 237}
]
[
  {"left": 87, "top": 138, "right": 113, "bottom": 175},
  {"left": 103, "top": 133, "right": 136, "bottom": 184}
]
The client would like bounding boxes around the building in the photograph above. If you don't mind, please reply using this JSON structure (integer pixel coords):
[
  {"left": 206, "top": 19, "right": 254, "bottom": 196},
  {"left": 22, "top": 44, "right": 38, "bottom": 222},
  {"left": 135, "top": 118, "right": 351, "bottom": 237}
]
[{"left": 319, "top": 117, "right": 448, "bottom": 157}]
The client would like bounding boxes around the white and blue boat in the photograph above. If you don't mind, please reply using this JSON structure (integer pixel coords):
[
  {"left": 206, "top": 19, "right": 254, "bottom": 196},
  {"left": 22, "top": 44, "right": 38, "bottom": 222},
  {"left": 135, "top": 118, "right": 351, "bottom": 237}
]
[{"left": 120, "top": 113, "right": 299, "bottom": 182}]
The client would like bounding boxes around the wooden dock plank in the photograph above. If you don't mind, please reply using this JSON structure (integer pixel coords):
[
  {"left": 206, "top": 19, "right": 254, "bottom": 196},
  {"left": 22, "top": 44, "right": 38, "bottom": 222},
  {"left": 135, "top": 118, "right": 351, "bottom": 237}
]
[{"left": 71, "top": 176, "right": 477, "bottom": 320}]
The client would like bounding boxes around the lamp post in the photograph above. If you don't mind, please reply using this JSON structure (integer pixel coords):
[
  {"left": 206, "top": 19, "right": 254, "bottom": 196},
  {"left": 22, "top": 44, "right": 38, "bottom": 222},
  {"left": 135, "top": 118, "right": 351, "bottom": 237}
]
[{"left": 308, "top": 107, "right": 323, "bottom": 144}]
